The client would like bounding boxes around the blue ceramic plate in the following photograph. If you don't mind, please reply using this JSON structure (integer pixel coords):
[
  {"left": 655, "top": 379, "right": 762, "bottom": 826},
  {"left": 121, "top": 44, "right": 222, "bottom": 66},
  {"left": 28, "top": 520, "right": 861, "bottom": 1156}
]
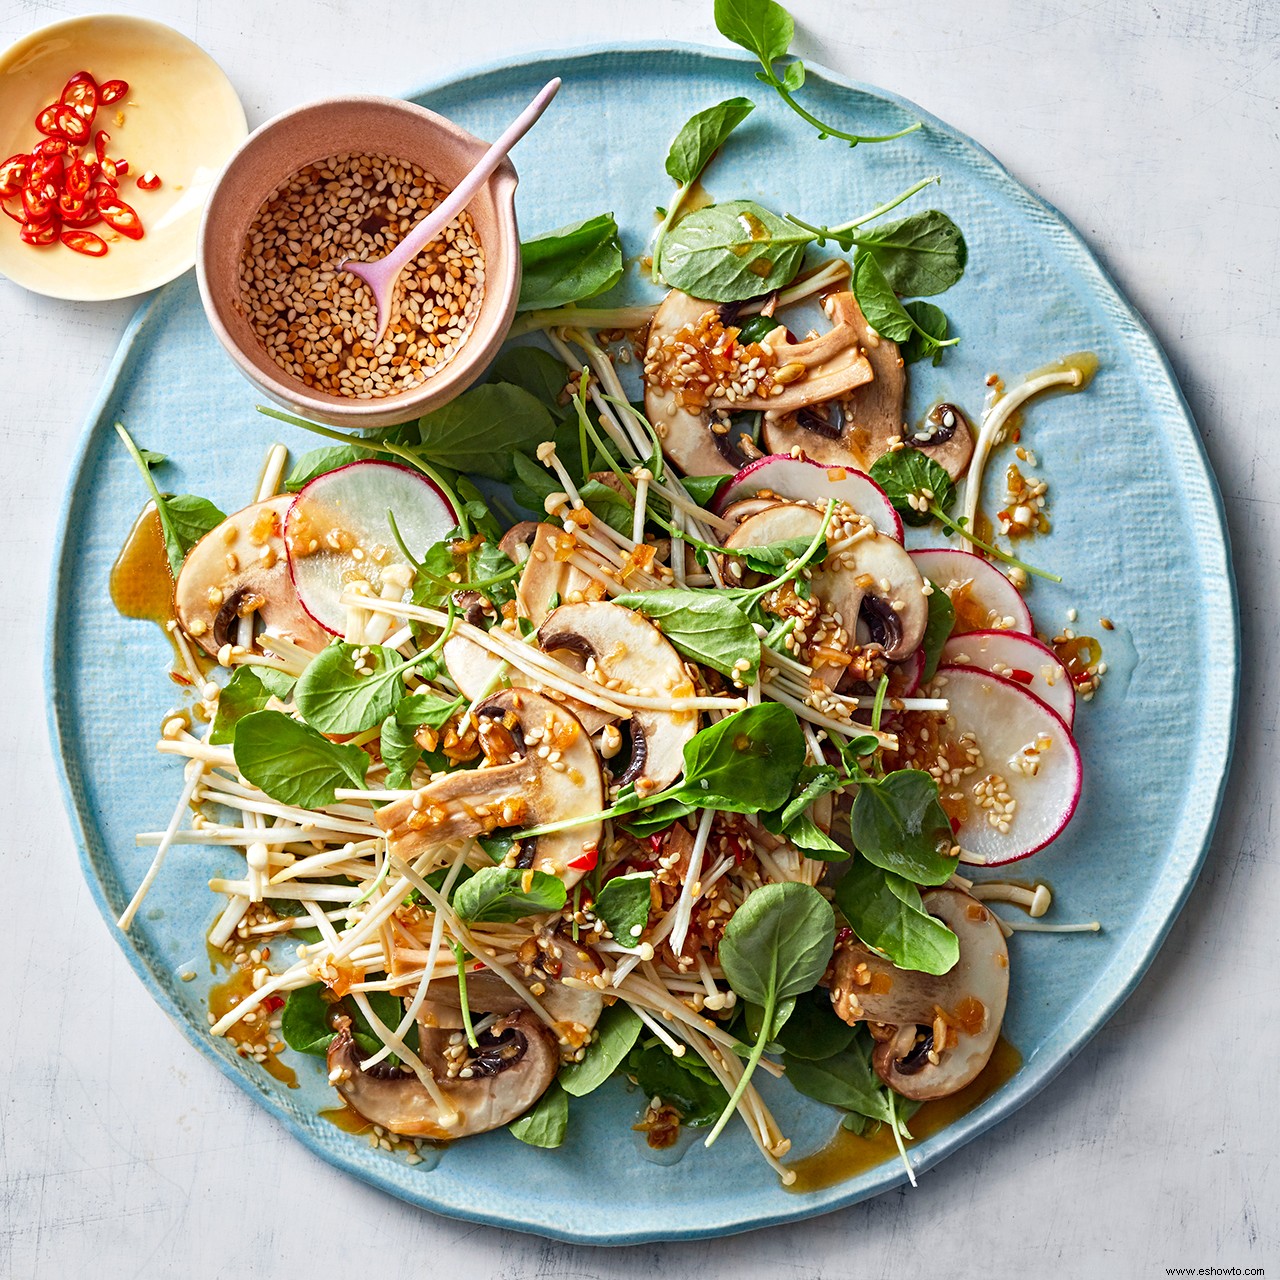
[{"left": 47, "top": 44, "right": 1237, "bottom": 1244}]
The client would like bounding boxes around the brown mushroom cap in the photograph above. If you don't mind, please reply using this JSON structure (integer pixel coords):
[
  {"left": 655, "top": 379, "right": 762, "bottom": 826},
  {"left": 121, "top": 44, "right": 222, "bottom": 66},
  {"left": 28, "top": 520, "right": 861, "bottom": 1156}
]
[
  {"left": 374, "top": 688, "right": 604, "bottom": 888},
  {"left": 174, "top": 495, "right": 329, "bottom": 657},
  {"left": 537, "top": 601, "right": 698, "bottom": 791},
  {"left": 326, "top": 1008, "right": 558, "bottom": 1139},
  {"left": 644, "top": 289, "right": 873, "bottom": 477},
  {"left": 904, "top": 402, "right": 975, "bottom": 481},
  {"left": 830, "top": 888, "right": 1009, "bottom": 1101}
]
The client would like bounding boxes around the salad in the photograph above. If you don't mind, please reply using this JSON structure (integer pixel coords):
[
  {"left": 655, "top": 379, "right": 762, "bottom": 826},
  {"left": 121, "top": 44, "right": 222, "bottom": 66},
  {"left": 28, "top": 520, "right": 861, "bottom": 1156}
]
[{"left": 113, "top": 0, "right": 1105, "bottom": 1186}]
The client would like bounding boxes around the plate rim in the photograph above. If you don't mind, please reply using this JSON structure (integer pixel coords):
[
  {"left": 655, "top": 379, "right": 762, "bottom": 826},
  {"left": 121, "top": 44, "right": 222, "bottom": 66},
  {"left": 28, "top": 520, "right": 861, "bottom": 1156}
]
[{"left": 44, "top": 39, "right": 1240, "bottom": 1245}]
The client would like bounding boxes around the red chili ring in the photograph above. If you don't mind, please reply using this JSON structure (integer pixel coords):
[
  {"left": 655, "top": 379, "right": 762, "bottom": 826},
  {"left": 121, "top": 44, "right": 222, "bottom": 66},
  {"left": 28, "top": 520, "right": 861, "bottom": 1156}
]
[
  {"left": 98, "top": 79, "right": 129, "bottom": 104},
  {"left": 60, "top": 228, "right": 108, "bottom": 257}
]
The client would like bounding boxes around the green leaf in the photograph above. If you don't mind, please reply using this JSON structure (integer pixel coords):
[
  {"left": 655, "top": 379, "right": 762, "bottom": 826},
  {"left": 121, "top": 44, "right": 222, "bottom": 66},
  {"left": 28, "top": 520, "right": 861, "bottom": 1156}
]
[
  {"left": 681, "top": 474, "right": 733, "bottom": 507},
  {"left": 350, "top": 990, "right": 418, "bottom": 1058},
  {"left": 714, "top": 0, "right": 794, "bottom": 64},
  {"left": 851, "top": 769, "right": 957, "bottom": 884},
  {"left": 851, "top": 251, "right": 917, "bottom": 342},
  {"left": 920, "top": 582, "right": 956, "bottom": 681},
  {"left": 294, "top": 641, "right": 409, "bottom": 735},
  {"left": 280, "top": 984, "right": 337, "bottom": 1055},
  {"left": 509, "top": 1080, "right": 569, "bottom": 1147},
  {"left": 254, "top": 666, "right": 297, "bottom": 698},
  {"left": 452, "top": 867, "right": 568, "bottom": 924},
  {"left": 658, "top": 200, "right": 810, "bottom": 303},
  {"left": 718, "top": 882, "right": 836, "bottom": 1010},
  {"left": 665, "top": 96, "right": 755, "bottom": 185},
  {"left": 869, "top": 447, "right": 956, "bottom": 527},
  {"left": 833, "top": 854, "right": 960, "bottom": 975},
  {"left": 594, "top": 872, "right": 654, "bottom": 944},
  {"left": 489, "top": 345, "right": 574, "bottom": 419},
  {"left": 233, "top": 710, "right": 369, "bottom": 808},
  {"left": 901, "top": 300, "right": 951, "bottom": 366},
  {"left": 671, "top": 702, "right": 806, "bottom": 813},
  {"left": 416, "top": 383, "right": 558, "bottom": 481},
  {"left": 733, "top": 535, "right": 816, "bottom": 575},
  {"left": 578, "top": 478, "right": 635, "bottom": 536},
  {"left": 164, "top": 494, "right": 226, "bottom": 554},
  {"left": 518, "top": 213, "right": 624, "bottom": 312},
  {"left": 852, "top": 210, "right": 967, "bottom": 297},
  {"left": 761, "top": 765, "right": 853, "bottom": 860},
  {"left": 784, "top": 1039, "right": 893, "bottom": 1122},
  {"left": 380, "top": 714, "right": 423, "bottom": 789},
  {"left": 614, "top": 589, "right": 761, "bottom": 682},
  {"left": 560, "top": 1003, "right": 643, "bottom": 1097},
  {"left": 210, "top": 667, "right": 281, "bottom": 745},
  {"left": 775, "top": 986, "right": 857, "bottom": 1061},
  {"left": 396, "top": 690, "right": 463, "bottom": 729},
  {"left": 284, "top": 445, "right": 366, "bottom": 491},
  {"left": 626, "top": 1043, "right": 729, "bottom": 1127},
  {"left": 617, "top": 796, "right": 699, "bottom": 837}
]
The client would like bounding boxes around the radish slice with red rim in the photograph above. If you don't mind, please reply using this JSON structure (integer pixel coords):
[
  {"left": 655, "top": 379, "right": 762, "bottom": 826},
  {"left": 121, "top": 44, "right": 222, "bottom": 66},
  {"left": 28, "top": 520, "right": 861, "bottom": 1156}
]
[
  {"left": 940, "top": 629, "right": 1075, "bottom": 727},
  {"left": 714, "top": 454, "right": 903, "bottom": 542},
  {"left": 922, "top": 664, "right": 1081, "bottom": 865},
  {"left": 909, "top": 548, "right": 1032, "bottom": 635},
  {"left": 285, "top": 460, "right": 458, "bottom": 635}
]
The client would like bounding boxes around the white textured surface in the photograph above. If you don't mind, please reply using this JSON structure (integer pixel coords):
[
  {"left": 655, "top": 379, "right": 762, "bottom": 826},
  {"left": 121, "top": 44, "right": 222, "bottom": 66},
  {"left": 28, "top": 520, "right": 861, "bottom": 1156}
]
[{"left": 1, "top": 0, "right": 1273, "bottom": 1274}]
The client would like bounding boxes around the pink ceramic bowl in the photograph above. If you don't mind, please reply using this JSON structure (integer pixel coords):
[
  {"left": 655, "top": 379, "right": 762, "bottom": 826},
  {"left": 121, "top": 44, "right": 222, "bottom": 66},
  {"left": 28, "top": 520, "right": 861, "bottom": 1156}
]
[{"left": 197, "top": 95, "right": 520, "bottom": 429}]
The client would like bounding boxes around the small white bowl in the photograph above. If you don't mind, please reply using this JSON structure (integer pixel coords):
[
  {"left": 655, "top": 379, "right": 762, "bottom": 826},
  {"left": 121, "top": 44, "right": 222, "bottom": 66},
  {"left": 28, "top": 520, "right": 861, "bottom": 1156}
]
[{"left": 0, "top": 15, "right": 247, "bottom": 302}]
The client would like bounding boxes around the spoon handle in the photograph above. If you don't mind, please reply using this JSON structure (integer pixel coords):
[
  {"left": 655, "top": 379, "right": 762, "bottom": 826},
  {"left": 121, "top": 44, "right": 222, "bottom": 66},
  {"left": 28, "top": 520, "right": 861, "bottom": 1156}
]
[{"left": 381, "top": 77, "right": 561, "bottom": 274}]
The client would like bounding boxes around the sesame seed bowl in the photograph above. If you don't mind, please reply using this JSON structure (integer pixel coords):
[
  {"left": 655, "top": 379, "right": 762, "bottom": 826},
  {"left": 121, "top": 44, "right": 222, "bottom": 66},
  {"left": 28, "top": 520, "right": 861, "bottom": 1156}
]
[{"left": 197, "top": 95, "right": 519, "bottom": 429}]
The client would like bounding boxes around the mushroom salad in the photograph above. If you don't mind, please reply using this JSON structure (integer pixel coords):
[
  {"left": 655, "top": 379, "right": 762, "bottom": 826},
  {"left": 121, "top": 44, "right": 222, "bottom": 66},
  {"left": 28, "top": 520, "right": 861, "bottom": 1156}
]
[{"left": 116, "top": 18, "right": 1106, "bottom": 1184}]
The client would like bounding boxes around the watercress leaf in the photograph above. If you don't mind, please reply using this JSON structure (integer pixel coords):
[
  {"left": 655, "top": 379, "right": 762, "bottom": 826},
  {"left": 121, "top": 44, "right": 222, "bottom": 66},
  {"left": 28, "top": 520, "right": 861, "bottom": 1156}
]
[
  {"left": 659, "top": 200, "right": 811, "bottom": 303},
  {"left": 778, "top": 765, "right": 848, "bottom": 827},
  {"left": 854, "top": 210, "right": 967, "bottom": 297},
  {"left": 672, "top": 703, "right": 806, "bottom": 813},
  {"left": 851, "top": 769, "right": 957, "bottom": 884},
  {"left": 681, "top": 474, "right": 733, "bottom": 507},
  {"left": 518, "top": 213, "right": 624, "bottom": 312},
  {"left": 210, "top": 667, "right": 274, "bottom": 745},
  {"left": 396, "top": 690, "right": 463, "bottom": 729},
  {"left": 594, "top": 872, "right": 654, "bottom": 945},
  {"left": 411, "top": 539, "right": 467, "bottom": 610},
  {"left": 776, "top": 986, "right": 857, "bottom": 1061},
  {"left": 735, "top": 535, "right": 817, "bottom": 575},
  {"left": 665, "top": 96, "right": 755, "bottom": 186},
  {"left": 836, "top": 734, "right": 882, "bottom": 771},
  {"left": 617, "top": 796, "right": 699, "bottom": 837},
  {"left": 834, "top": 854, "right": 960, "bottom": 974},
  {"left": 743, "top": 994, "right": 795, "bottom": 1049},
  {"left": 416, "top": 384, "right": 558, "bottom": 481},
  {"left": 786, "top": 812, "right": 849, "bottom": 859},
  {"left": 509, "top": 450, "right": 561, "bottom": 517},
  {"left": 280, "top": 984, "right": 337, "bottom": 1056},
  {"left": 869, "top": 447, "right": 956, "bottom": 527},
  {"left": 380, "top": 713, "right": 423, "bottom": 789},
  {"left": 164, "top": 494, "right": 227, "bottom": 553},
  {"left": 350, "top": 991, "right": 418, "bottom": 1059},
  {"left": 509, "top": 1080, "right": 569, "bottom": 1147},
  {"left": 852, "top": 251, "right": 917, "bottom": 343},
  {"left": 489, "top": 345, "right": 574, "bottom": 419},
  {"left": 626, "top": 1042, "right": 729, "bottom": 1126},
  {"left": 254, "top": 666, "right": 298, "bottom": 699},
  {"left": 713, "top": 0, "right": 794, "bottom": 65},
  {"left": 284, "top": 445, "right": 366, "bottom": 491},
  {"left": 920, "top": 581, "right": 955, "bottom": 681},
  {"left": 560, "top": 1003, "right": 642, "bottom": 1097},
  {"left": 780, "top": 57, "right": 806, "bottom": 92},
  {"left": 139, "top": 448, "right": 166, "bottom": 466},
  {"left": 233, "top": 709, "right": 369, "bottom": 808},
  {"left": 901, "top": 300, "right": 951, "bottom": 366},
  {"left": 293, "top": 641, "right": 407, "bottom": 735},
  {"left": 719, "top": 881, "right": 836, "bottom": 1009},
  {"left": 579, "top": 478, "right": 635, "bottom": 536},
  {"left": 784, "top": 1040, "right": 893, "bottom": 1121},
  {"left": 453, "top": 867, "right": 567, "bottom": 924},
  {"left": 614, "top": 589, "right": 761, "bottom": 682}
]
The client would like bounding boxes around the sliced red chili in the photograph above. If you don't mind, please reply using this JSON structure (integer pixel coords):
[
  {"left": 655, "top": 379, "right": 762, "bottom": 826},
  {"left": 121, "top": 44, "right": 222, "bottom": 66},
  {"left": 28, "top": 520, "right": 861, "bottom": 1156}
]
[
  {"left": 53, "top": 106, "right": 90, "bottom": 145},
  {"left": 98, "top": 79, "right": 129, "bottom": 104},
  {"left": 58, "top": 190, "right": 88, "bottom": 220},
  {"left": 60, "top": 71, "right": 98, "bottom": 120},
  {"left": 22, "top": 183, "right": 58, "bottom": 223},
  {"left": 1008, "top": 668, "right": 1035, "bottom": 685},
  {"left": 1, "top": 195, "right": 25, "bottom": 224},
  {"left": 65, "top": 158, "right": 91, "bottom": 198},
  {"left": 94, "top": 130, "right": 110, "bottom": 162},
  {"left": 96, "top": 191, "right": 144, "bottom": 238},
  {"left": 29, "top": 152, "right": 63, "bottom": 189},
  {"left": 20, "top": 219, "right": 59, "bottom": 246},
  {"left": 0, "top": 154, "right": 29, "bottom": 197},
  {"left": 99, "top": 157, "right": 119, "bottom": 185},
  {"left": 32, "top": 137, "right": 69, "bottom": 157},
  {"left": 35, "top": 103, "right": 63, "bottom": 137},
  {"left": 568, "top": 845, "right": 599, "bottom": 872},
  {"left": 60, "top": 228, "right": 107, "bottom": 257},
  {"left": 60, "top": 203, "right": 101, "bottom": 229},
  {"left": 114, "top": 158, "right": 130, "bottom": 177},
  {"left": 136, "top": 170, "right": 162, "bottom": 191}
]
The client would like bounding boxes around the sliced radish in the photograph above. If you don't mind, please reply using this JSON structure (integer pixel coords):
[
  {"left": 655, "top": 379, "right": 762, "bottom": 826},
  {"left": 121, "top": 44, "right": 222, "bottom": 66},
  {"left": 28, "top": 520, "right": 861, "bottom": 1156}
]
[
  {"left": 285, "top": 461, "right": 458, "bottom": 635},
  {"left": 714, "top": 454, "right": 903, "bottom": 542},
  {"left": 927, "top": 664, "right": 1081, "bottom": 864},
  {"left": 940, "top": 629, "right": 1075, "bottom": 727},
  {"left": 910, "top": 548, "right": 1032, "bottom": 636},
  {"left": 889, "top": 647, "right": 925, "bottom": 697}
]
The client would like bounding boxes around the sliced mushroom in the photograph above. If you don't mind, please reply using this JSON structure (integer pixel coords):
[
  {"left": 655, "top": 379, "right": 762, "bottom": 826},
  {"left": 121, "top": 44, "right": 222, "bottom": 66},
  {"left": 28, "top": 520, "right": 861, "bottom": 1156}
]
[
  {"left": 327, "top": 1007, "right": 558, "bottom": 1139},
  {"left": 644, "top": 289, "right": 873, "bottom": 477},
  {"left": 537, "top": 601, "right": 698, "bottom": 790},
  {"left": 721, "top": 501, "right": 928, "bottom": 680},
  {"left": 374, "top": 689, "right": 604, "bottom": 887},
  {"left": 174, "top": 495, "right": 330, "bottom": 657},
  {"left": 418, "top": 930, "right": 604, "bottom": 1050},
  {"left": 513, "top": 522, "right": 599, "bottom": 626},
  {"left": 904, "top": 402, "right": 975, "bottom": 481},
  {"left": 829, "top": 888, "right": 1009, "bottom": 1101},
  {"left": 720, "top": 496, "right": 785, "bottom": 526}
]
